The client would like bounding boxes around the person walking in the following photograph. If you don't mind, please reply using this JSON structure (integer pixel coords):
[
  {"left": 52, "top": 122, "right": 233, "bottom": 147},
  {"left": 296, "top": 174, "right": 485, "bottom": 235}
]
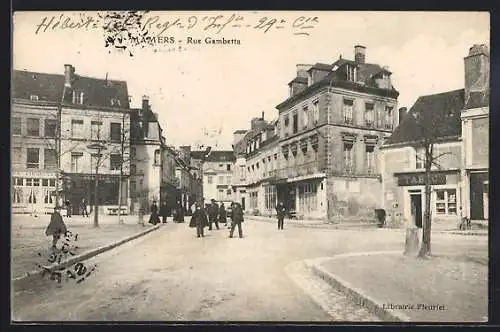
[
  {"left": 65, "top": 199, "right": 72, "bottom": 218},
  {"left": 189, "top": 202, "right": 209, "bottom": 238},
  {"left": 80, "top": 198, "right": 89, "bottom": 217},
  {"left": 208, "top": 199, "right": 220, "bottom": 230},
  {"left": 159, "top": 201, "right": 168, "bottom": 224},
  {"left": 45, "top": 205, "right": 68, "bottom": 250},
  {"left": 276, "top": 201, "right": 286, "bottom": 230},
  {"left": 149, "top": 200, "right": 160, "bottom": 225},
  {"left": 229, "top": 202, "right": 244, "bottom": 238},
  {"left": 219, "top": 202, "right": 227, "bottom": 226}
]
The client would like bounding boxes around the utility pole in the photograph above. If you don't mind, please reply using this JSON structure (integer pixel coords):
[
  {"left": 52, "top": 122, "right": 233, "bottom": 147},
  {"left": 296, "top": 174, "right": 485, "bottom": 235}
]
[{"left": 55, "top": 85, "right": 67, "bottom": 208}]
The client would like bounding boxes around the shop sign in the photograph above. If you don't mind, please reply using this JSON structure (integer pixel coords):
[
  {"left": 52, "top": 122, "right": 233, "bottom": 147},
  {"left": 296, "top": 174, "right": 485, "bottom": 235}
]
[{"left": 397, "top": 173, "right": 446, "bottom": 186}]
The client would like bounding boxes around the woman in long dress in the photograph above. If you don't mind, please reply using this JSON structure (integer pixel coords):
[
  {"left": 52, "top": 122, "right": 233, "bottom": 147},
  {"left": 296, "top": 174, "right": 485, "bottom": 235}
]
[{"left": 45, "top": 206, "right": 68, "bottom": 250}]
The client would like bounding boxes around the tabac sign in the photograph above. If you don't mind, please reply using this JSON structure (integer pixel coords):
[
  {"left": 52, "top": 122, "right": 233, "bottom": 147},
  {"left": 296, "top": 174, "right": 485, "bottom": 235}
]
[{"left": 397, "top": 173, "right": 446, "bottom": 186}]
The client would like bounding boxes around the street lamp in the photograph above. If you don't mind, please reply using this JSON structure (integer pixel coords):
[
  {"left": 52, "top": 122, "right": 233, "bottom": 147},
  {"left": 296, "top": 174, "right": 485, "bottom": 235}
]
[{"left": 88, "top": 142, "right": 107, "bottom": 227}]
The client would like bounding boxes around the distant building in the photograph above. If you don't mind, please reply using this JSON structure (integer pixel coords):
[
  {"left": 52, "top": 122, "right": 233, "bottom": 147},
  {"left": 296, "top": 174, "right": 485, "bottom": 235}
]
[
  {"left": 175, "top": 145, "right": 202, "bottom": 213},
  {"left": 11, "top": 65, "right": 131, "bottom": 215},
  {"left": 274, "top": 45, "right": 399, "bottom": 221},
  {"left": 196, "top": 150, "right": 236, "bottom": 206}
]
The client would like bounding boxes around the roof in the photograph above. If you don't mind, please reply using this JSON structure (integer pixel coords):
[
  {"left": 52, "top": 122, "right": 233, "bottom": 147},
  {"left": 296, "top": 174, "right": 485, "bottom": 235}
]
[
  {"left": 288, "top": 76, "right": 308, "bottom": 85},
  {"left": 12, "top": 69, "right": 130, "bottom": 109},
  {"left": 233, "top": 129, "right": 248, "bottom": 134},
  {"left": 308, "top": 63, "right": 333, "bottom": 71},
  {"left": 385, "top": 89, "right": 464, "bottom": 145},
  {"left": 190, "top": 150, "right": 236, "bottom": 162}
]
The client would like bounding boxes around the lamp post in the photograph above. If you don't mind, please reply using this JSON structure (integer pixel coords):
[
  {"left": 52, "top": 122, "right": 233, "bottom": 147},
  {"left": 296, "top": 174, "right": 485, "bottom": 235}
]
[{"left": 88, "top": 142, "right": 107, "bottom": 228}]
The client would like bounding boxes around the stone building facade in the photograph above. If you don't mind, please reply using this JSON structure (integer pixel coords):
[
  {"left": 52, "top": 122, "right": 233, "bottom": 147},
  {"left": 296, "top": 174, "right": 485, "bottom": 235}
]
[{"left": 274, "top": 45, "right": 399, "bottom": 221}]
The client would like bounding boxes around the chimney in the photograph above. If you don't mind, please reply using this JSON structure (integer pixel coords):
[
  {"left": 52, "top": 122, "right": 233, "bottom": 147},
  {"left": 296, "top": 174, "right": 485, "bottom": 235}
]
[
  {"left": 354, "top": 45, "right": 366, "bottom": 64},
  {"left": 398, "top": 107, "right": 407, "bottom": 124},
  {"left": 296, "top": 64, "right": 313, "bottom": 78},
  {"left": 464, "top": 44, "right": 489, "bottom": 107},
  {"left": 142, "top": 95, "right": 149, "bottom": 112},
  {"left": 261, "top": 111, "right": 265, "bottom": 120},
  {"left": 64, "top": 64, "right": 75, "bottom": 88}
]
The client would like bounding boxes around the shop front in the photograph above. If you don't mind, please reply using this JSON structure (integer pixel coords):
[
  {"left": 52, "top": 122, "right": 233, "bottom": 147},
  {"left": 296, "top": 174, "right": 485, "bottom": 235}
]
[{"left": 394, "top": 170, "right": 461, "bottom": 230}]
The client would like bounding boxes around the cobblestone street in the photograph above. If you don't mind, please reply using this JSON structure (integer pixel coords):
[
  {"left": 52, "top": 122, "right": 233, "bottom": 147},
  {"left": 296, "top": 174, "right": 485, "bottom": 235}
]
[{"left": 12, "top": 217, "right": 487, "bottom": 321}]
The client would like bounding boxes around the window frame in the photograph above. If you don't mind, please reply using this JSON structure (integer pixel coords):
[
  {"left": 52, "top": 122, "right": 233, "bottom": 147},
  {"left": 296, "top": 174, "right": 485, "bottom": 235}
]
[
  {"left": 26, "top": 148, "right": 40, "bottom": 169},
  {"left": 12, "top": 117, "right": 22, "bottom": 136},
  {"left": 26, "top": 118, "right": 40, "bottom": 137}
]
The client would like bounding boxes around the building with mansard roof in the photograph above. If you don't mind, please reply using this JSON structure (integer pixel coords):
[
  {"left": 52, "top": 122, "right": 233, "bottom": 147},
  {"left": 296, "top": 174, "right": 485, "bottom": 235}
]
[{"left": 11, "top": 65, "right": 131, "bottom": 215}]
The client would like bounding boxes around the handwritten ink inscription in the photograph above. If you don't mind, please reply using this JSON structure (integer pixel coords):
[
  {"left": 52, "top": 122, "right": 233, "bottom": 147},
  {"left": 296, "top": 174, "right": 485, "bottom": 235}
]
[
  {"left": 36, "top": 230, "right": 97, "bottom": 285},
  {"left": 34, "top": 12, "right": 320, "bottom": 37}
]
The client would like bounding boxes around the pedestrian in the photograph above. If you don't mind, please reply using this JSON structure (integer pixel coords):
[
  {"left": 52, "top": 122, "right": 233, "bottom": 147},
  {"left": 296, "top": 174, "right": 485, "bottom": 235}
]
[
  {"left": 80, "top": 198, "right": 89, "bottom": 217},
  {"left": 149, "top": 200, "right": 160, "bottom": 225},
  {"left": 229, "top": 202, "right": 244, "bottom": 238},
  {"left": 208, "top": 199, "right": 220, "bottom": 230},
  {"left": 276, "top": 201, "right": 286, "bottom": 230},
  {"left": 219, "top": 202, "right": 228, "bottom": 226},
  {"left": 190, "top": 202, "right": 196, "bottom": 215},
  {"left": 65, "top": 199, "right": 72, "bottom": 218},
  {"left": 159, "top": 201, "right": 168, "bottom": 224},
  {"left": 189, "top": 202, "right": 209, "bottom": 238},
  {"left": 45, "top": 205, "right": 68, "bottom": 250},
  {"left": 173, "top": 200, "right": 185, "bottom": 223}
]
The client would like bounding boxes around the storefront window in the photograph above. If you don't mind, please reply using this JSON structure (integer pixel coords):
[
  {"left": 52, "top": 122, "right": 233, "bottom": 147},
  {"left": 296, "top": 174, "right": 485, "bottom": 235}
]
[{"left": 435, "top": 189, "right": 457, "bottom": 215}]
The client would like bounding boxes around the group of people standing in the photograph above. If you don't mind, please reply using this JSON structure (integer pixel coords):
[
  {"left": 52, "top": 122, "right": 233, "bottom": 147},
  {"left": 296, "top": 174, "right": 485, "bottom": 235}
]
[
  {"left": 189, "top": 199, "right": 244, "bottom": 238},
  {"left": 148, "top": 200, "right": 186, "bottom": 225}
]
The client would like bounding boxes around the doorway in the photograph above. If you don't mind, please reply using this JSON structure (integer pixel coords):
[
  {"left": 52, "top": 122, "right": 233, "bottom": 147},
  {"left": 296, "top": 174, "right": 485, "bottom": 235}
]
[
  {"left": 410, "top": 193, "right": 423, "bottom": 228},
  {"left": 470, "top": 172, "right": 488, "bottom": 220}
]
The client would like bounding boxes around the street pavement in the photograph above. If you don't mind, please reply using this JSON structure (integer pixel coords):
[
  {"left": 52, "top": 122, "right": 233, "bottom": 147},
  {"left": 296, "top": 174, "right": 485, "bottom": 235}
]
[{"left": 12, "top": 217, "right": 487, "bottom": 322}]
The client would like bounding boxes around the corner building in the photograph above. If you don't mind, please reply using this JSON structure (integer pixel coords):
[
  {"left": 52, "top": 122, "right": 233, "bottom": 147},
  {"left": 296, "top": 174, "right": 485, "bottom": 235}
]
[{"left": 274, "top": 45, "right": 399, "bottom": 221}]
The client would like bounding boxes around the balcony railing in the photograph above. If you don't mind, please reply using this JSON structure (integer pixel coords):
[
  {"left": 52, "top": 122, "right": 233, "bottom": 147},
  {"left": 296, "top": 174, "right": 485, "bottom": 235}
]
[{"left": 274, "top": 161, "right": 323, "bottom": 179}]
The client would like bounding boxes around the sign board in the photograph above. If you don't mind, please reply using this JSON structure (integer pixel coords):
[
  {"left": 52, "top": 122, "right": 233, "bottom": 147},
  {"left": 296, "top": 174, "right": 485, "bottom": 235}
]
[{"left": 397, "top": 173, "right": 446, "bottom": 186}]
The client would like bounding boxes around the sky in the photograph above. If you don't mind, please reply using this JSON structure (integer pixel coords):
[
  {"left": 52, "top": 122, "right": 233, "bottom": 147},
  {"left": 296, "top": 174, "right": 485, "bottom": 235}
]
[{"left": 12, "top": 11, "right": 489, "bottom": 150}]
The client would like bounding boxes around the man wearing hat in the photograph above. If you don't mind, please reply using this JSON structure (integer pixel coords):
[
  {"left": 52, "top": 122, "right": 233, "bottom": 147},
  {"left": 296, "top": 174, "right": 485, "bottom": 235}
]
[
  {"left": 208, "top": 199, "right": 220, "bottom": 230},
  {"left": 45, "top": 205, "right": 68, "bottom": 250}
]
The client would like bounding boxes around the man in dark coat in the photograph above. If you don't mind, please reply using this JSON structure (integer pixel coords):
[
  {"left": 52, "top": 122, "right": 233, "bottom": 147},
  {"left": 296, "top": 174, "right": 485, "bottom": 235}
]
[
  {"left": 208, "top": 199, "right": 220, "bottom": 230},
  {"left": 174, "top": 200, "right": 185, "bottom": 223},
  {"left": 80, "top": 198, "right": 89, "bottom": 217},
  {"left": 46, "top": 206, "right": 68, "bottom": 249},
  {"left": 159, "top": 201, "right": 168, "bottom": 224},
  {"left": 218, "top": 202, "right": 227, "bottom": 226},
  {"left": 189, "top": 203, "right": 209, "bottom": 238},
  {"left": 149, "top": 201, "right": 160, "bottom": 225},
  {"left": 276, "top": 201, "right": 286, "bottom": 230},
  {"left": 65, "top": 200, "right": 72, "bottom": 217},
  {"left": 229, "top": 202, "right": 244, "bottom": 238}
]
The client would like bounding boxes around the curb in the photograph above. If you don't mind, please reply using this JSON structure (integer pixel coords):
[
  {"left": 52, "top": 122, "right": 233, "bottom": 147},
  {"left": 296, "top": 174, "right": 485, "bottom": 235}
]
[
  {"left": 250, "top": 216, "right": 378, "bottom": 229},
  {"left": 13, "top": 224, "right": 161, "bottom": 288},
  {"left": 304, "top": 252, "right": 411, "bottom": 322}
]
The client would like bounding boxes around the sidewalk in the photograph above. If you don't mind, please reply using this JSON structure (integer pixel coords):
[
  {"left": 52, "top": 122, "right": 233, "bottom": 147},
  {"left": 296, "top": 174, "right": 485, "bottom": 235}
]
[
  {"left": 308, "top": 251, "right": 488, "bottom": 322},
  {"left": 11, "top": 214, "right": 163, "bottom": 279}
]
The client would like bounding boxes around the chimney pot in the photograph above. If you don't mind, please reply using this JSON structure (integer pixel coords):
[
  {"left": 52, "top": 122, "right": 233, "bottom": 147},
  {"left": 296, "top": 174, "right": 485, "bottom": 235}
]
[
  {"left": 142, "top": 95, "right": 149, "bottom": 112},
  {"left": 64, "top": 64, "right": 74, "bottom": 88},
  {"left": 354, "top": 45, "right": 366, "bottom": 64},
  {"left": 262, "top": 111, "right": 265, "bottom": 120}
]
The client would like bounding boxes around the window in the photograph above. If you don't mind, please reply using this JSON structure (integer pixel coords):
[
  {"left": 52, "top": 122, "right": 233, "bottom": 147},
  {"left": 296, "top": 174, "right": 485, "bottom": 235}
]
[
  {"left": 154, "top": 149, "right": 160, "bottom": 165},
  {"left": 110, "top": 154, "right": 121, "bottom": 170},
  {"left": 385, "top": 106, "right": 394, "bottom": 129},
  {"left": 239, "top": 165, "right": 245, "bottom": 180},
  {"left": 12, "top": 117, "right": 21, "bottom": 135},
  {"left": 26, "top": 148, "right": 39, "bottom": 168},
  {"left": 292, "top": 112, "right": 298, "bottom": 134},
  {"left": 50, "top": 179, "right": 56, "bottom": 187},
  {"left": 264, "top": 185, "right": 277, "bottom": 210},
  {"left": 227, "top": 164, "right": 231, "bottom": 171},
  {"left": 27, "top": 118, "right": 40, "bottom": 136},
  {"left": 365, "top": 145, "right": 375, "bottom": 173},
  {"left": 72, "top": 90, "right": 85, "bottom": 104},
  {"left": 44, "top": 119, "right": 57, "bottom": 137},
  {"left": 130, "top": 164, "right": 137, "bottom": 174},
  {"left": 217, "top": 189, "right": 225, "bottom": 201},
  {"left": 30, "top": 95, "right": 39, "bottom": 101},
  {"left": 343, "top": 141, "right": 354, "bottom": 172},
  {"left": 44, "top": 190, "right": 55, "bottom": 204},
  {"left": 343, "top": 99, "right": 354, "bottom": 124},
  {"left": 131, "top": 147, "right": 136, "bottom": 159},
  {"left": 302, "top": 106, "right": 309, "bottom": 128},
  {"left": 28, "top": 188, "right": 37, "bottom": 203},
  {"left": 207, "top": 175, "right": 213, "bottom": 184},
  {"left": 71, "top": 152, "right": 83, "bottom": 173},
  {"left": 219, "top": 164, "right": 223, "bottom": 168},
  {"left": 44, "top": 149, "right": 57, "bottom": 170},
  {"left": 42, "top": 179, "right": 49, "bottom": 186},
  {"left": 33, "top": 178, "right": 40, "bottom": 186},
  {"left": 346, "top": 65, "right": 357, "bottom": 82},
  {"left": 14, "top": 177, "right": 24, "bottom": 186},
  {"left": 130, "top": 180, "right": 136, "bottom": 192},
  {"left": 12, "top": 147, "right": 22, "bottom": 167},
  {"left": 111, "top": 98, "right": 121, "bottom": 107},
  {"left": 435, "top": 189, "right": 457, "bottom": 215},
  {"left": 365, "top": 103, "right": 374, "bottom": 127},
  {"left": 218, "top": 176, "right": 224, "bottom": 184},
  {"left": 416, "top": 148, "right": 425, "bottom": 169},
  {"left": 90, "top": 121, "right": 103, "bottom": 140},
  {"left": 298, "top": 183, "right": 318, "bottom": 213},
  {"left": 227, "top": 176, "right": 232, "bottom": 184},
  {"left": 312, "top": 100, "right": 319, "bottom": 124},
  {"left": 110, "top": 122, "right": 121, "bottom": 142},
  {"left": 26, "top": 178, "right": 33, "bottom": 186},
  {"left": 71, "top": 119, "right": 84, "bottom": 137},
  {"left": 284, "top": 115, "right": 289, "bottom": 127},
  {"left": 12, "top": 187, "right": 22, "bottom": 204}
]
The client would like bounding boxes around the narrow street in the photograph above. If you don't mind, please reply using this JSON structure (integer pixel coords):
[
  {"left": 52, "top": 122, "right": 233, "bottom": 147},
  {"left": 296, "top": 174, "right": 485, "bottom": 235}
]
[{"left": 12, "top": 218, "right": 487, "bottom": 321}]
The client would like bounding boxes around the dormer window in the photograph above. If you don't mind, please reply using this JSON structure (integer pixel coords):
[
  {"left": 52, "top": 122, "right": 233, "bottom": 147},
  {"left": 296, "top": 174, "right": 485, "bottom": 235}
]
[
  {"left": 72, "top": 90, "right": 84, "bottom": 104},
  {"left": 346, "top": 64, "right": 357, "bottom": 82},
  {"left": 111, "top": 98, "right": 121, "bottom": 107},
  {"left": 30, "top": 95, "right": 39, "bottom": 101}
]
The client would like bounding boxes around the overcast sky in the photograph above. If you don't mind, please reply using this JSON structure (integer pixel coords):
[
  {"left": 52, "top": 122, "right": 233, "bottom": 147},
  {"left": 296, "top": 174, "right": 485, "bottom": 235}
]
[{"left": 13, "top": 11, "right": 489, "bottom": 150}]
